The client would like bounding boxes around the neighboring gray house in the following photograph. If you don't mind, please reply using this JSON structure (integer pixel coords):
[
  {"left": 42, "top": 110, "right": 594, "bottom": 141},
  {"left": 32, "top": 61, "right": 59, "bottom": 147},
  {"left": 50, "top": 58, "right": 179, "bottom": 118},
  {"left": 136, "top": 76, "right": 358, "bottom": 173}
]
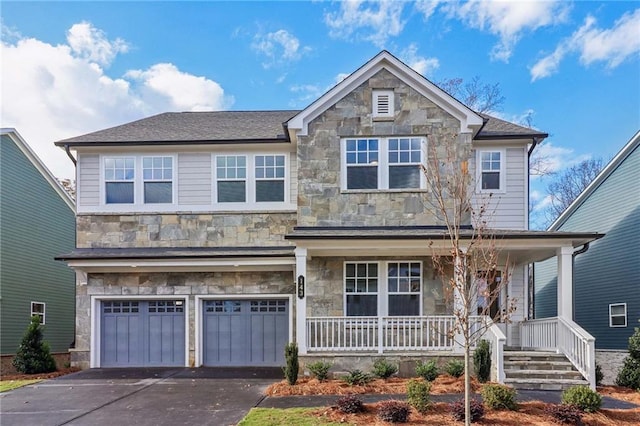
[
  {"left": 535, "top": 130, "right": 640, "bottom": 349},
  {"left": 55, "top": 51, "right": 602, "bottom": 389},
  {"left": 0, "top": 128, "right": 76, "bottom": 365}
]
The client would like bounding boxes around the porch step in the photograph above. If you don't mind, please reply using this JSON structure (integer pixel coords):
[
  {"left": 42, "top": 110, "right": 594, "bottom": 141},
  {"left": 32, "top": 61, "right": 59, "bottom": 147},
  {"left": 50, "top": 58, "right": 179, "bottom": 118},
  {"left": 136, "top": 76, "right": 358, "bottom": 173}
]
[{"left": 502, "top": 350, "right": 588, "bottom": 391}]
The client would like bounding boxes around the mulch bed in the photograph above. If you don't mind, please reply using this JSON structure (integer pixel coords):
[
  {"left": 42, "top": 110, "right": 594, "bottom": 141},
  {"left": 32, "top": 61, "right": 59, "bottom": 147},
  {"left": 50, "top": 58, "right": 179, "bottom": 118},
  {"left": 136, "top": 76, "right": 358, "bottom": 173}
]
[{"left": 1, "top": 368, "right": 80, "bottom": 381}]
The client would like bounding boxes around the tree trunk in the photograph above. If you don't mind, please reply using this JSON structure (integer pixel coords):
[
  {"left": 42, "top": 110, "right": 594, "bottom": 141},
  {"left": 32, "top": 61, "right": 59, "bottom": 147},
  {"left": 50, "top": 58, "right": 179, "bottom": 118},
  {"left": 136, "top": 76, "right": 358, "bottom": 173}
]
[{"left": 465, "top": 341, "right": 471, "bottom": 426}]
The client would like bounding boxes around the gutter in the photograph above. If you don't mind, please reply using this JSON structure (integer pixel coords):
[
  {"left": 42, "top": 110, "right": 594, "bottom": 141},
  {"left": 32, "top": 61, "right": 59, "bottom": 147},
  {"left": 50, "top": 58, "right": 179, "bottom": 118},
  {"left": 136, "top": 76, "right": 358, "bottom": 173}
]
[{"left": 570, "top": 243, "right": 591, "bottom": 321}]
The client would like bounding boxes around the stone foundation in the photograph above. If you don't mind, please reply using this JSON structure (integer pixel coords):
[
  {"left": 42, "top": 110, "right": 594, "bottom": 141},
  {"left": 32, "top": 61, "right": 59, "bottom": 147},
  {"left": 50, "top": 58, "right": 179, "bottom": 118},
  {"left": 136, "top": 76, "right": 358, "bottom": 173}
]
[{"left": 596, "top": 349, "right": 628, "bottom": 385}]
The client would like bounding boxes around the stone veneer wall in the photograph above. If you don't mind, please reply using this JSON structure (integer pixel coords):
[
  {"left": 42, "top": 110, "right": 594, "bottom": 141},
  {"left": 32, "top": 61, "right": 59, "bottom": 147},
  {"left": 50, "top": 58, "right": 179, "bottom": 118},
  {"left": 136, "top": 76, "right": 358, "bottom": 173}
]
[
  {"left": 306, "top": 256, "right": 448, "bottom": 317},
  {"left": 297, "top": 68, "right": 471, "bottom": 227},
  {"left": 72, "top": 270, "right": 294, "bottom": 369},
  {"left": 76, "top": 212, "right": 296, "bottom": 248},
  {"left": 596, "top": 349, "right": 628, "bottom": 385}
]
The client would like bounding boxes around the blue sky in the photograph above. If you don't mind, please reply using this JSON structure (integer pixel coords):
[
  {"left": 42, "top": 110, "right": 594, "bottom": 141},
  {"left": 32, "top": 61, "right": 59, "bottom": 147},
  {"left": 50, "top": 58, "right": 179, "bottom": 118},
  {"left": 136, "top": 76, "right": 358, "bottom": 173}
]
[{"left": 2, "top": 1, "right": 639, "bottom": 224}]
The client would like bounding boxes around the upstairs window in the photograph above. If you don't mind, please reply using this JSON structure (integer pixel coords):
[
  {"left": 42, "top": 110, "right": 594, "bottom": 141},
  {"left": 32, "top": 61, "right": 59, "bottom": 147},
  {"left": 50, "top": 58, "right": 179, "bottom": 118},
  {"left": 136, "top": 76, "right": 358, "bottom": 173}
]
[
  {"left": 31, "top": 301, "right": 45, "bottom": 324},
  {"left": 255, "top": 155, "right": 285, "bottom": 202},
  {"left": 388, "top": 138, "right": 422, "bottom": 189},
  {"left": 346, "top": 139, "right": 379, "bottom": 189},
  {"left": 216, "top": 155, "right": 247, "bottom": 203},
  {"left": 373, "top": 90, "right": 394, "bottom": 117},
  {"left": 143, "top": 156, "right": 173, "bottom": 203},
  {"left": 343, "top": 137, "right": 424, "bottom": 190},
  {"left": 104, "top": 157, "right": 134, "bottom": 203},
  {"left": 478, "top": 150, "right": 505, "bottom": 191}
]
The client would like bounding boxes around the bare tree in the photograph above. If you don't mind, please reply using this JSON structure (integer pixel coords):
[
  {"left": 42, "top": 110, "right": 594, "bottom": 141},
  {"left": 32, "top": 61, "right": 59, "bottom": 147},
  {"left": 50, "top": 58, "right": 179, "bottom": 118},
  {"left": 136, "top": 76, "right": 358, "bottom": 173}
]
[
  {"left": 543, "top": 158, "right": 604, "bottom": 226},
  {"left": 422, "top": 136, "right": 516, "bottom": 425},
  {"left": 438, "top": 76, "right": 505, "bottom": 113},
  {"left": 57, "top": 178, "right": 76, "bottom": 200}
]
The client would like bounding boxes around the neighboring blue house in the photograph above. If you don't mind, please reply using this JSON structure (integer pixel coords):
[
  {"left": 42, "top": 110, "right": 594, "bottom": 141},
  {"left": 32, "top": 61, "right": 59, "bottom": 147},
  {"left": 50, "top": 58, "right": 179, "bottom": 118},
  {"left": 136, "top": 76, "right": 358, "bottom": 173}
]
[
  {"left": 0, "top": 128, "right": 76, "bottom": 368},
  {"left": 535, "top": 130, "right": 640, "bottom": 353}
]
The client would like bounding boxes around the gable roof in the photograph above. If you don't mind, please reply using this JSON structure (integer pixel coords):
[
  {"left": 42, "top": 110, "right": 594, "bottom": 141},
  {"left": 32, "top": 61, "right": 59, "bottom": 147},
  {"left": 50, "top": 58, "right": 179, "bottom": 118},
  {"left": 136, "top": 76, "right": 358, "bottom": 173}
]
[
  {"left": 1, "top": 128, "right": 75, "bottom": 211},
  {"left": 549, "top": 129, "right": 640, "bottom": 231},
  {"left": 287, "top": 50, "right": 484, "bottom": 138},
  {"left": 477, "top": 113, "right": 547, "bottom": 140},
  {"left": 55, "top": 110, "right": 298, "bottom": 146}
]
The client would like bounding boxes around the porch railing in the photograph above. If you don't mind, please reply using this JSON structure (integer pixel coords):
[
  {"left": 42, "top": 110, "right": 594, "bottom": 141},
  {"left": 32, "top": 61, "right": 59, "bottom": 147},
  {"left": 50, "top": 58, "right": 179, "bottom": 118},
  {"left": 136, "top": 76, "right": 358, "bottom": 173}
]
[{"left": 519, "top": 316, "right": 596, "bottom": 390}]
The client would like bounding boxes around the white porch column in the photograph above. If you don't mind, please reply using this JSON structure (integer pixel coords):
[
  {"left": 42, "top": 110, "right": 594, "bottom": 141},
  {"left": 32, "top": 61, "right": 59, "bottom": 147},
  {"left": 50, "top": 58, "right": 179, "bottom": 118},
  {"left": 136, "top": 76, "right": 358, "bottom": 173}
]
[
  {"left": 557, "top": 246, "right": 573, "bottom": 320},
  {"left": 294, "top": 247, "right": 308, "bottom": 354}
]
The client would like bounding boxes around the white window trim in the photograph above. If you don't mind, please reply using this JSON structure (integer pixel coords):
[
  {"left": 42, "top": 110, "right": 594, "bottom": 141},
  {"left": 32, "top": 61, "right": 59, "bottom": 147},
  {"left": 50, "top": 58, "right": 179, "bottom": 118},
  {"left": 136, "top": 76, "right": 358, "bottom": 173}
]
[
  {"left": 373, "top": 90, "right": 394, "bottom": 118},
  {"left": 340, "top": 137, "right": 426, "bottom": 191},
  {"left": 343, "top": 260, "right": 423, "bottom": 317},
  {"left": 212, "top": 153, "right": 290, "bottom": 210},
  {"left": 30, "top": 301, "right": 46, "bottom": 324},
  {"left": 476, "top": 149, "right": 506, "bottom": 194},
  {"left": 100, "top": 154, "right": 178, "bottom": 211},
  {"left": 609, "top": 303, "right": 627, "bottom": 328},
  {"left": 142, "top": 155, "right": 175, "bottom": 204}
]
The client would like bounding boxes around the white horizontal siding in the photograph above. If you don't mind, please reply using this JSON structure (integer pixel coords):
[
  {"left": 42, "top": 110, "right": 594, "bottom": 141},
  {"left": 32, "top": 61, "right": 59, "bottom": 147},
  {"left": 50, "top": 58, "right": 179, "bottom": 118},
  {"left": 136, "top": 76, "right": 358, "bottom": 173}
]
[
  {"left": 178, "top": 153, "right": 211, "bottom": 205},
  {"left": 78, "top": 154, "right": 100, "bottom": 207}
]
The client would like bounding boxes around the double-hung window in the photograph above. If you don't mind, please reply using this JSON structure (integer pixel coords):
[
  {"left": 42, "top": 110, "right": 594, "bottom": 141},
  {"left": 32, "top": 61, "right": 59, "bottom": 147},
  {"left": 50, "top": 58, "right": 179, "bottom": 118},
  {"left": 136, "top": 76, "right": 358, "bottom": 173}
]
[
  {"left": 216, "top": 155, "right": 247, "bottom": 202},
  {"left": 478, "top": 150, "right": 504, "bottom": 191},
  {"left": 31, "top": 301, "right": 45, "bottom": 324},
  {"left": 387, "top": 262, "right": 421, "bottom": 315},
  {"left": 143, "top": 156, "right": 173, "bottom": 203},
  {"left": 255, "top": 155, "right": 285, "bottom": 202},
  {"left": 343, "top": 137, "right": 424, "bottom": 190},
  {"left": 609, "top": 303, "right": 627, "bottom": 327},
  {"left": 104, "top": 157, "right": 135, "bottom": 203},
  {"left": 344, "top": 261, "right": 422, "bottom": 317},
  {"left": 345, "top": 263, "right": 378, "bottom": 316}
]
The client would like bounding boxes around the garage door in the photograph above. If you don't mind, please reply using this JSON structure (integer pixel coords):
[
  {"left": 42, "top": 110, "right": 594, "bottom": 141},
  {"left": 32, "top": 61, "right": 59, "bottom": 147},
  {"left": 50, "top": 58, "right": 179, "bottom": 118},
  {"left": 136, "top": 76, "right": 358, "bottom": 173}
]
[
  {"left": 203, "top": 299, "right": 288, "bottom": 366},
  {"left": 101, "top": 300, "right": 185, "bottom": 367}
]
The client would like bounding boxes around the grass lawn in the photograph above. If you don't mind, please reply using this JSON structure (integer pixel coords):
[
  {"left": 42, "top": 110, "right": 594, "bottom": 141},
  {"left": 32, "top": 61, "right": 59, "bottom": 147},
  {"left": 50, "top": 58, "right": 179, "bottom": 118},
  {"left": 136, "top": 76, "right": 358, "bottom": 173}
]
[
  {"left": 0, "top": 379, "right": 42, "bottom": 392},
  {"left": 238, "top": 408, "right": 345, "bottom": 426}
]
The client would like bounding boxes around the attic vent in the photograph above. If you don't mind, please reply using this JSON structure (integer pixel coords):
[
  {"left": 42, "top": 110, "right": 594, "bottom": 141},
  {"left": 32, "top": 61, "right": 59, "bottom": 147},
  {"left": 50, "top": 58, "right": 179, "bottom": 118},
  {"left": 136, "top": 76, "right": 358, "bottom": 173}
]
[{"left": 373, "top": 90, "right": 394, "bottom": 117}]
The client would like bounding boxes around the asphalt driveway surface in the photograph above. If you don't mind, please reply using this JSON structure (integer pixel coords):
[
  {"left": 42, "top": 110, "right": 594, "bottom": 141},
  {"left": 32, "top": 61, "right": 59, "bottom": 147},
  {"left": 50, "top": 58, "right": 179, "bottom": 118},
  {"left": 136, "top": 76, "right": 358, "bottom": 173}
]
[{"left": 0, "top": 367, "right": 281, "bottom": 426}]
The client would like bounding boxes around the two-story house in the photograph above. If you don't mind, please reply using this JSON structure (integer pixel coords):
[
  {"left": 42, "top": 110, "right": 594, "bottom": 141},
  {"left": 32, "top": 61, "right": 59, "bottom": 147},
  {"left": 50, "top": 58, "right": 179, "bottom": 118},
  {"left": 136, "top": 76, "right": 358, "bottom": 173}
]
[{"left": 56, "top": 51, "right": 601, "bottom": 389}]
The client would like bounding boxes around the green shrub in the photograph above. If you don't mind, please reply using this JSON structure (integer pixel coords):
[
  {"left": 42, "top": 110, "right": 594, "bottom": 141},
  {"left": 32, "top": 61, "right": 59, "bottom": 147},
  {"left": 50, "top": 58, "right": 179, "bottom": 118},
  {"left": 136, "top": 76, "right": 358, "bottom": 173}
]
[
  {"left": 372, "top": 358, "right": 398, "bottom": 379},
  {"left": 615, "top": 357, "right": 640, "bottom": 390},
  {"left": 377, "top": 400, "right": 410, "bottom": 423},
  {"left": 336, "top": 395, "right": 364, "bottom": 414},
  {"left": 445, "top": 359, "right": 465, "bottom": 378},
  {"left": 616, "top": 327, "right": 640, "bottom": 390},
  {"left": 474, "top": 340, "right": 491, "bottom": 383},
  {"left": 449, "top": 398, "right": 484, "bottom": 423},
  {"left": 628, "top": 326, "right": 640, "bottom": 359},
  {"left": 561, "top": 385, "right": 602, "bottom": 413},
  {"left": 415, "top": 360, "right": 439, "bottom": 382},
  {"left": 342, "top": 369, "right": 373, "bottom": 386},
  {"left": 406, "top": 379, "right": 431, "bottom": 413},
  {"left": 282, "top": 342, "right": 299, "bottom": 385},
  {"left": 545, "top": 403, "right": 583, "bottom": 425},
  {"left": 12, "top": 316, "right": 56, "bottom": 374},
  {"left": 595, "top": 363, "right": 604, "bottom": 386},
  {"left": 307, "top": 360, "right": 332, "bottom": 381},
  {"left": 480, "top": 384, "right": 518, "bottom": 410}
]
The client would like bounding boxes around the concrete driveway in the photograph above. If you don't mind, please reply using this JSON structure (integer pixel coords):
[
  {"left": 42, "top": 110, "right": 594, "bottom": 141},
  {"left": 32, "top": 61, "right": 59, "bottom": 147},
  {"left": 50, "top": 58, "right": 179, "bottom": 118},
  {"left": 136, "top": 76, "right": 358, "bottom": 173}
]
[{"left": 0, "top": 367, "right": 281, "bottom": 426}]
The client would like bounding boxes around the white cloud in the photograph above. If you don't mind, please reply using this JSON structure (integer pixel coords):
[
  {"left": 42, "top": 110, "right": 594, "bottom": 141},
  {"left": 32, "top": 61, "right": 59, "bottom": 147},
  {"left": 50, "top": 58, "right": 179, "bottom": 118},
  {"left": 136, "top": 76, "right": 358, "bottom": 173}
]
[
  {"left": 1, "top": 22, "right": 232, "bottom": 180},
  {"left": 66, "top": 22, "right": 129, "bottom": 67},
  {"left": 414, "top": 0, "right": 442, "bottom": 20},
  {"left": 530, "top": 142, "right": 590, "bottom": 178},
  {"left": 335, "top": 73, "right": 350, "bottom": 84},
  {"left": 446, "top": 0, "right": 569, "bottom": 62},
  {"left": 400, "top": 43, "right": 439, "bottom": 76},
  {"left": 531, "top": 9, "right": 640, "bottom": 81},
  {"left": 324, "top": 0, "right": 406, "bottom": 48},
  {"left": 252, "top": 29, "right": 309, "bottom": 68}
]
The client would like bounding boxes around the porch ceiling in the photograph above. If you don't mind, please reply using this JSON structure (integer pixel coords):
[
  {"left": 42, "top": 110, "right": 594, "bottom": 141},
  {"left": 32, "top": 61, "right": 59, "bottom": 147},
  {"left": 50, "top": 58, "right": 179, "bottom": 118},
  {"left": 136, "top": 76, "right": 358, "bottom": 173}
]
[{"left": 286, "top": 227, "right": 603, "bottom": 263}]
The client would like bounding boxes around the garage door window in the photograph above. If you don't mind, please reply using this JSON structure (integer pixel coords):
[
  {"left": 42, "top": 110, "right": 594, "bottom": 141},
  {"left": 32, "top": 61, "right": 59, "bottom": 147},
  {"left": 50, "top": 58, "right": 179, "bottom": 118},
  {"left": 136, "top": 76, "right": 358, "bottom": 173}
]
[
  {"left": 149, "top": 300, "right": 184, "bottom": 313},
  {"left": 251, "top": 300, "right": 287, "bottom": 312},
  {"left": 205, "top": 300, "right": 241, "bottom": 313},
  {"left": 103, "top": 301, "right": 139, "bottom": 313}
]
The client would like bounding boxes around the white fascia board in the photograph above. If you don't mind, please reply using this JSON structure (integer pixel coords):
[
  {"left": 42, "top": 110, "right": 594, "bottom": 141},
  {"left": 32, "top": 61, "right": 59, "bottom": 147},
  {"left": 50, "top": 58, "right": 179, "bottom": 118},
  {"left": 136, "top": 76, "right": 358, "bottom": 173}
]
[
  {"left": 287, "top": 51, "right": 483, "bottom": 137},
  {"left": 67, "top": 257, "right": 295, "bottom": 273},
  {"left": 2, "top": 128, "right": 76, "bottom": 211},
  {"left": 549, "top": 129, "right": 640, "bottom": 231}
]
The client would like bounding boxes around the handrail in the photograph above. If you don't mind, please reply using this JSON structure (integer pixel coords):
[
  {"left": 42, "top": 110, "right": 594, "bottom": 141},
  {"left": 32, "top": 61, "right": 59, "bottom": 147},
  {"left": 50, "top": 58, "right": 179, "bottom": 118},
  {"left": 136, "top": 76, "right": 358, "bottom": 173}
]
[
  {"left": 480, "top": 316, "right": 506, "bottom": 383},
  {"left": 557, "top": 316, "right": 596, "bottom": 390}
]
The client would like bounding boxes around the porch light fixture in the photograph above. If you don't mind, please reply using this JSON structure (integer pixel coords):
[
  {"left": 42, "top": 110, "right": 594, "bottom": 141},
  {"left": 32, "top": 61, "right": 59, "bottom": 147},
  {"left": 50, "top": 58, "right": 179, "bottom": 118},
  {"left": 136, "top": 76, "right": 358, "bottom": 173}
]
[{"left": 297, "top": 275, "right": 305, "bottom": 299}]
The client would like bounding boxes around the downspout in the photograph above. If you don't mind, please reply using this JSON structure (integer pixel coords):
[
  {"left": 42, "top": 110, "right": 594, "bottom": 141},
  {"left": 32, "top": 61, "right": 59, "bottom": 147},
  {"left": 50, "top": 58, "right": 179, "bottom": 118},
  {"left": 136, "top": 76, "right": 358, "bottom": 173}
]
[
  {"left": 571, "top": 243, "right": 590, "bottom": 321},
  {"left": 64, "top": 144, "right": 77, "bottom": 166}
]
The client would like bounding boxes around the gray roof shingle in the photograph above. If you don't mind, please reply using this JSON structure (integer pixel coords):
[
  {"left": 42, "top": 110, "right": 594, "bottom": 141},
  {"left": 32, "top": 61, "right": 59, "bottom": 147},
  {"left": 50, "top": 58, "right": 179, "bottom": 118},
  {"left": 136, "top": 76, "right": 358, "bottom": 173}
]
[{"left": 55, "top": 110, "right": 545, "bottom": 146}]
